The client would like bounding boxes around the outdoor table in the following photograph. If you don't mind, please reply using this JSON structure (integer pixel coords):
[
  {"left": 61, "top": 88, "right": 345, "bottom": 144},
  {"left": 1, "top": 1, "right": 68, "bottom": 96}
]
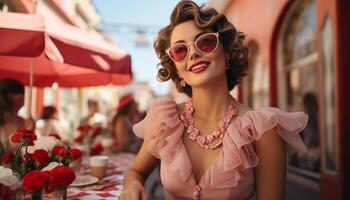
[{"left": 67, "top": 152, "right": 135, "bottom": 200}]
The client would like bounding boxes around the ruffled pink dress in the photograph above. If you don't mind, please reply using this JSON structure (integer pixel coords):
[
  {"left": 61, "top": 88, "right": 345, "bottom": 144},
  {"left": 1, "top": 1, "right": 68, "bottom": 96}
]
[{"left": 133, "top": 98, "right": 308, "bottom": 200}]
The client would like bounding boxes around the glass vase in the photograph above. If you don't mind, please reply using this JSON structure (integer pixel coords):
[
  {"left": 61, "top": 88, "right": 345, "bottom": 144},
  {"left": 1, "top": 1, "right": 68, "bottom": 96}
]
[{"left": 41, "top": 189, "right": 66, "bottom": 200}]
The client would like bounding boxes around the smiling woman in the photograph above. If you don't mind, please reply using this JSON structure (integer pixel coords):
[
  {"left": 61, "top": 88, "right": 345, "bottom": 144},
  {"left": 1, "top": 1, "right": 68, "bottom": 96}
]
[
  {"left": 154, "top": 3, "right": 249, "bottom": 97},
  {"left": 120, "top": 1, "right": 309, "bottom": 200}
]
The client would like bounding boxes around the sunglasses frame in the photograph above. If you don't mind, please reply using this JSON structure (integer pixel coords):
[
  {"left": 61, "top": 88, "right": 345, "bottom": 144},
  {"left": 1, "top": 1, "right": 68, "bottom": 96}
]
[{"left": 166, "top": 32, "right": 220, "bottom": 63}]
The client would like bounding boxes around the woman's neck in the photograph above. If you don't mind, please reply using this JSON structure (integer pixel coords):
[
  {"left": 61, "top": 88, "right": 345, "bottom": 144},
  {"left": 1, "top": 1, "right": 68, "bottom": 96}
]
[{"left": 191, "top": 85, "right": 233, "bottom": 122}]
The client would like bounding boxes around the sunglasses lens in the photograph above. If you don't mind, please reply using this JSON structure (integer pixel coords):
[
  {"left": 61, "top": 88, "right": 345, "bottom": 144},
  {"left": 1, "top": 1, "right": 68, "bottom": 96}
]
[
  {"left": 169, "top": 44, "right": 188, "bottom": 62},
  {"left": 196, "top": 33, "right": 218, "bottom": 53}
]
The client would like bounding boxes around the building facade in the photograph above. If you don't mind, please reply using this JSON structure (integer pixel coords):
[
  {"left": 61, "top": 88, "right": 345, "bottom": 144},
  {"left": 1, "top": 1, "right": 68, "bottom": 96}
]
[{"left": 211, "top": 0, "right": 349, "bottom": 199}]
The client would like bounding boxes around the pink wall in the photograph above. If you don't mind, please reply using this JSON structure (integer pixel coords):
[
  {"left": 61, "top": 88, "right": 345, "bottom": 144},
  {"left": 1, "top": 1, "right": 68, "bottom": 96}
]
[{"left": 223, "top": 0, "right": 288, "bottom": 65}]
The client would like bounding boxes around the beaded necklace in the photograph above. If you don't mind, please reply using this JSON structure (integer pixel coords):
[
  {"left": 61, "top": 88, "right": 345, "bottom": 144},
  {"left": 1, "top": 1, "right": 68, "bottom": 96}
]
[{"left": 180, "top": 97, "right": 239, "bottom": 150}]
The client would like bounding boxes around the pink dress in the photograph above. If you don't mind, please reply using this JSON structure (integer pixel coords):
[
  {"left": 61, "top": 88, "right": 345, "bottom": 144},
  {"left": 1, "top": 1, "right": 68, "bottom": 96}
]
[{"left": 133, "top": 98, "right": 308, "bottom": 200}]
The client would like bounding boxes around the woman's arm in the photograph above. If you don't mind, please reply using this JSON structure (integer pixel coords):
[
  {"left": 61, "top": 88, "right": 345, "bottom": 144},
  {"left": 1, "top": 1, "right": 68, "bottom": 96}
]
[
  {"left": 254, "top": 127, "right": 286, "bottom": 200},
  {"left": 121, "top": 141, "right": 159, "bottom": 200}
]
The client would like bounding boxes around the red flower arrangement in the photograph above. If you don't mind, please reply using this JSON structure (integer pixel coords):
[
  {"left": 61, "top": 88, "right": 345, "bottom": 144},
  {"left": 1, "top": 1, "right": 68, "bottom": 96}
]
[
  {"left": 74, "top": 125, "right": 102, "bottom": 144},
  {"left": 90, "top": 143, "right": 103, "bottom": 155},
  {"left": 1, "top": 129, "right": 82, "bottom": 200},
  {"left": 74, "top": 125, "right": 104, "bottom": 156}
]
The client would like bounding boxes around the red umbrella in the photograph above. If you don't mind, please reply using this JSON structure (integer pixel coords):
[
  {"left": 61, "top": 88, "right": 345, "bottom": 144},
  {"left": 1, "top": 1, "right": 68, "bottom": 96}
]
[
  {"left": 0, "top": 13, "right": 44, "bottom": 57},
  {"left": 0, "top": 12, "right": 133, "bottom": 117},
  {"left": 0, "top": 54, "right": 131, "bottom": 87},
  {"left": 0, "top": 12, "right": 132, "bottom": 75}
]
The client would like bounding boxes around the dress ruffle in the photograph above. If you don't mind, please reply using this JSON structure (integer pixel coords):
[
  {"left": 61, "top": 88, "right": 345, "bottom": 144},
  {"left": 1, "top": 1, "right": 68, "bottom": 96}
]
[
  {"left": 133, "top": 98, "right": 308, "bottom": 189},
  {"left": 133, "top": 98, "right": 192, "bottom": 182}
]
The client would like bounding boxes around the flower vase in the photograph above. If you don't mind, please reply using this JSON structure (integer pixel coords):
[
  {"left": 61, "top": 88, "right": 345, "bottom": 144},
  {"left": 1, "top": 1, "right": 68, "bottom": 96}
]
[
  {"left": 42, "top": 189, "right": 66, "bottom": 200},
  {"left": 14, "top": 189, "right": 33, "bottom": 200},
  {"left": 81, "top": 139, "right": 90, "bottom": 167}
]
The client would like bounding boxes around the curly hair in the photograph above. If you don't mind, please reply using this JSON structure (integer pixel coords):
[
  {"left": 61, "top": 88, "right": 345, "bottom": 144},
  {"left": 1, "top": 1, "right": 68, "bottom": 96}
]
[{"left": 154, "top": 0, "right": 249, "bottom": 97}]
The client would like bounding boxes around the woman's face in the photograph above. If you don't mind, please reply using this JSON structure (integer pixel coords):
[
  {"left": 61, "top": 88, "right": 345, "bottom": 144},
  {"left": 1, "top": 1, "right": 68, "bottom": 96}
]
[{"left": 170, "top": 20, "right": 227, "bottom": 88}]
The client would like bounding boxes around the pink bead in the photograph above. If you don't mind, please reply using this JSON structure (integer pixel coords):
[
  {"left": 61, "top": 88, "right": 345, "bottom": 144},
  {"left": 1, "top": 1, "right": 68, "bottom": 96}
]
[
  {"left": 223, "top": 115, "right": 231, "bottom": 123},
  {"left": 206, "top": 135, "right": 214, "bottom": 142},
  {"left": 218, "top": 121, "right": 225, "bottom": 129},
  {"left": 187, "top": 125, "right": 194, "bottom": 133},
  {"left": 197, "top": 135, "right": 206, "bottom": 145},
  {"left": 213, "top": 130, "right": 220, "bottom": 137},
  {"left": 189, "top": 131, "right": 199, "bottom": 141}
]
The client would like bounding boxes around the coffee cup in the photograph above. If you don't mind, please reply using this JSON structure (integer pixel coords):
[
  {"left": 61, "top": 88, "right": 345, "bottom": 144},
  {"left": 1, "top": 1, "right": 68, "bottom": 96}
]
[{"left": 89, "top": 155, "right": 108, "bottom": 179}]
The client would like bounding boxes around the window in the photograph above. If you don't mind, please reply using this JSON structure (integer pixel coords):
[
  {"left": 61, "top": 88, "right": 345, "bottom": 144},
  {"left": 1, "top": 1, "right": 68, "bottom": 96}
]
[
  {"left": 320, "top": 16, "right": 337, "bottom": 174},
  {"left": 243, "top": 42, "right": 269, "bottom": 109},
  {"left": 278, "top": 0, "right": 320, "bottom": 184}
]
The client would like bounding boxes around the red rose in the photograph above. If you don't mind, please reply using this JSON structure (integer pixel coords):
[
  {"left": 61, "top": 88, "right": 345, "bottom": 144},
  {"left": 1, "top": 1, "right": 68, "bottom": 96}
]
[
  {"left": 74, "top": 135, "right": 83, "bottom": 144},
  {"left": 13, "top": 129, "right": 37, "bottom": 146},
  {"left": 25, "top": 133, "right": 37, "bottom": 146},
  {"left": 32, "top": 149, "right": 49, "bottom": 165},
  {"left": 10, "top": 133, "right": 21, "bottom": 143},
  {"left": 90, "top": 143, "right": 103, "bottom": 155},
  {"left": 92, "top": 126, "right": 102, "bottom": 137},
  {"left": 2, "top": 151, "right": 15, "bottom": 163},
  {"left": 47, "top": 166, "right": 75, "bottom": 192},
  {"left": 52, "top": 146, "right": 64, "bottom": 155},
  {"left": 22, "top": 170, "right": 48, "bottom": 193},
  {"left": 16, "top": 129, "right": 35, "bottom": 135},
  {"left": 58, "top": 148, "right": 69, "bottom": 158},
  {"left": 69, "top": 149, "right": 82, "bottom": 161}
]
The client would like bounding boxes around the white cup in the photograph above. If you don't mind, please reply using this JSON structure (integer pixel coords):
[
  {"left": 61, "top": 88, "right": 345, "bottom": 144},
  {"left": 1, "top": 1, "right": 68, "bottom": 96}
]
[{"left": 89, "top": 155, "right": 108, "bottom": 179}]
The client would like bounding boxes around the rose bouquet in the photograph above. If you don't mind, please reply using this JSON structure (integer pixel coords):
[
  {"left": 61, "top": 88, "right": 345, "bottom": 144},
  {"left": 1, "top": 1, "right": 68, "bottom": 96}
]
[
  {"left": 1, "top": 129, "right": 82, "bottom": 200},
  {"left": 74, "top": 125, "right": 102, "bottom": 144},
  {"left": 74, "top": 125, "right": 104, "bottom": 157}
]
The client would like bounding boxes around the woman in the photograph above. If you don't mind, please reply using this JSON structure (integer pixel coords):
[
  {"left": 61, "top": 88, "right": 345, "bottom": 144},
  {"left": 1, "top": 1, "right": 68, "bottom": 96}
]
[
  {"left": 111, "top": 94, "right": 142, "bottom": 154},
  {"left": 120, "top": 1, "right": 308, "bottom": 200},
  {"left": 0, "top": 79, "right": 34, "bottom": 159},
  {"left": 35, "top": 106, "right": 71, "bottom": 143}
]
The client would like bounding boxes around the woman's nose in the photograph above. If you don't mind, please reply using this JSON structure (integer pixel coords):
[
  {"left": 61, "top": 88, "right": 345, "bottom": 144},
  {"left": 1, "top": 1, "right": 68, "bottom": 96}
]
[{"left": 188, "top": 43, "right": 202, "bottom": 61}]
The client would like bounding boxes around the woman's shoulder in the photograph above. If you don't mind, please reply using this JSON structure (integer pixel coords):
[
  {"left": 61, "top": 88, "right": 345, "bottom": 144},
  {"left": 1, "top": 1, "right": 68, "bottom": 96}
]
[{"left": 146, "top": 97, "right": 178, "bottom": 113}]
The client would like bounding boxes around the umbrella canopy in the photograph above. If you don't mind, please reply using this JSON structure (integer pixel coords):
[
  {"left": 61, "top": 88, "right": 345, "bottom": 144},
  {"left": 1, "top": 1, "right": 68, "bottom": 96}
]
[
  {"left": 0, "top": 12, "right": 45, "bottom": 57},
  {"left": 0, "top": 54, "right": 131, "bottom": 87},
  {"left": 0, "top": 12, "right": 132, "bottom": 76},
  {"left": 45, "top": 21, "right": 132, "bottom": 74}
]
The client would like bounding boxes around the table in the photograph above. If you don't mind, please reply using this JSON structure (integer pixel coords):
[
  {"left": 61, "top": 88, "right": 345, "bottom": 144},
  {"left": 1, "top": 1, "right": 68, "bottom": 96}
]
[{"left": 67, "top": 153, "right": 135, "bottom": 200}]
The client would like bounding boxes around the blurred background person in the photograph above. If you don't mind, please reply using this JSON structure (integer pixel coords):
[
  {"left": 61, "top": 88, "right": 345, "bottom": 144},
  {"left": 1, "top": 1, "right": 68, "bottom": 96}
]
[
  {"left": 35, "top": 105, "right": 72, "bottom": 144},
  {"left": 80, "top": 98, "right": 107, "bottom": 128},
  {"left": 0, "top": 78, "right": 34, "bottom": 159},
  {"left": 110, "top": 94, "right": 142, "bottom": 154}
]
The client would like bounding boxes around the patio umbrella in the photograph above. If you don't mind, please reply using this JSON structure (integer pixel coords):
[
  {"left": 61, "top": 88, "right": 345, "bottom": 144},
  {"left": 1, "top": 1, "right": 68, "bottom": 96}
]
[
  {"left": 0, "top": 54, "right": 131, "bottom": 87},
  {"left": 0, "top": 13, "right": 44, "bottom": 57},
  {"left": 0, "top": 12, "right": 133, "bottom": 116},
  {"left": 0, "top": 12, "right": 132, "bottom": 74}
]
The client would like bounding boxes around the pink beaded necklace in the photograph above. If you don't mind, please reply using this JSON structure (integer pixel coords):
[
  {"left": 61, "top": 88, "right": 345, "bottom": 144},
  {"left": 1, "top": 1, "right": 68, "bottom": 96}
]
[{"left": 180, "top": 97, "right": 239, "bottom": 150}]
